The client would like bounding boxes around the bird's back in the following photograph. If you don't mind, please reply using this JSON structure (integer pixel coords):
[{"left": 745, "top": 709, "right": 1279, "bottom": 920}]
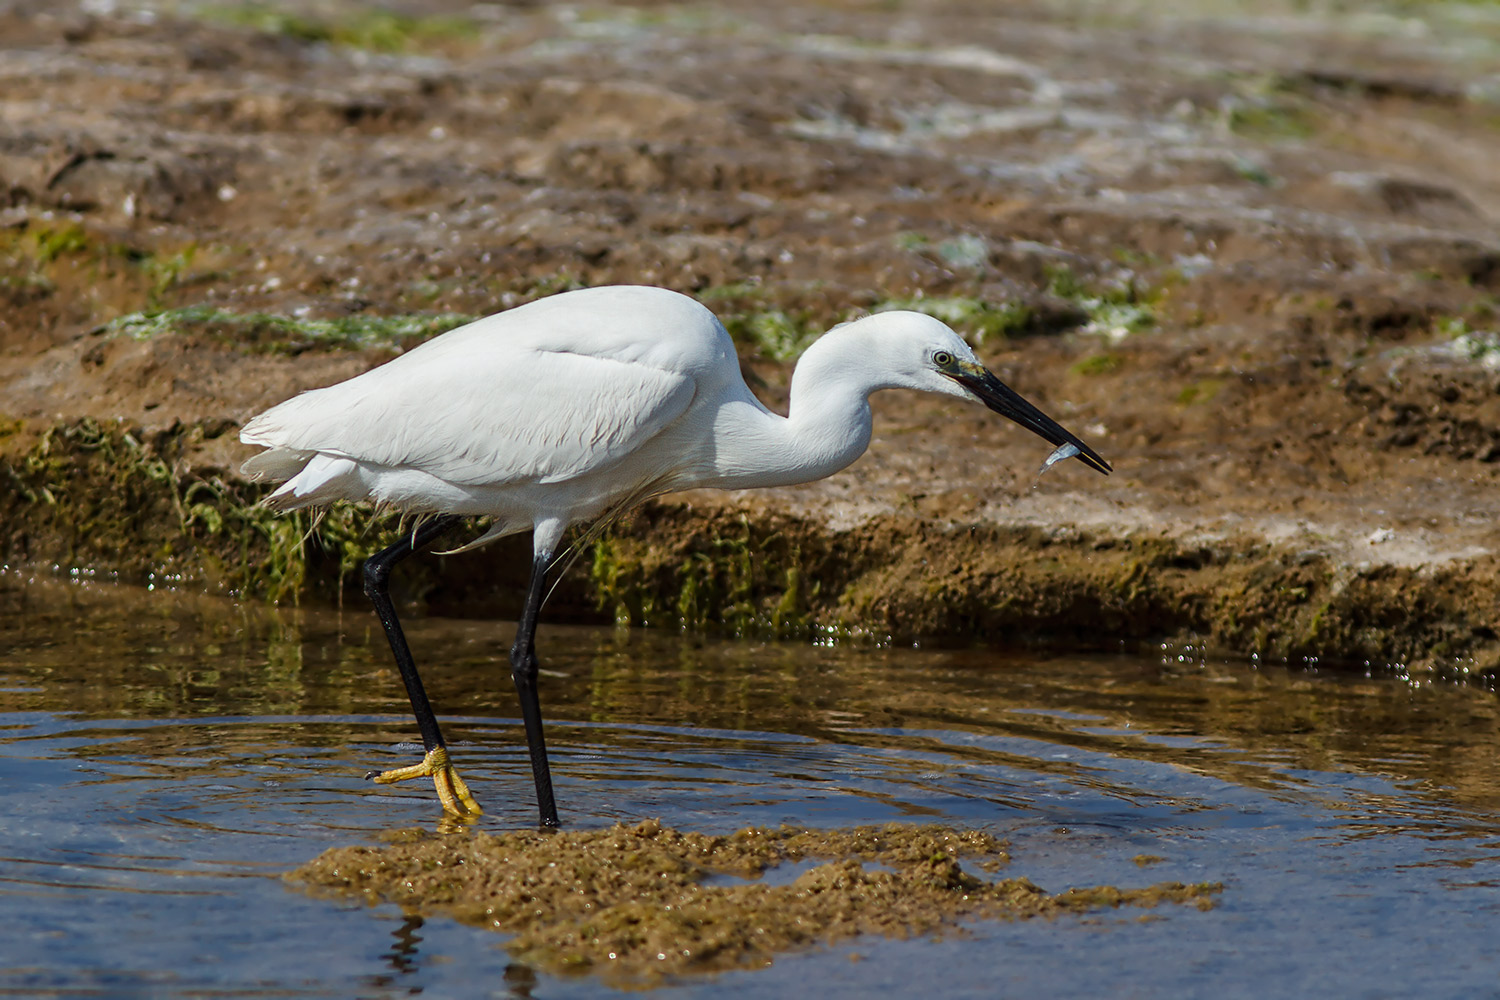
[{"left": 241, "top": 286, "right": 738, "bottom": 515}]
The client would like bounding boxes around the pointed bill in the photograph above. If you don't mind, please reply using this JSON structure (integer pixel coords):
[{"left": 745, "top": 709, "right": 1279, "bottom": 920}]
[{"left": 948, "top": 362, "right": 1112, "bottom": 475}]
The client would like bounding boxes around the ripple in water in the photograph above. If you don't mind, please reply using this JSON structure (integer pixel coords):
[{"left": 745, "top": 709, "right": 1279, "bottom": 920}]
[{"left": 4, "top": 577, "right": 1500, "bottom": 997}]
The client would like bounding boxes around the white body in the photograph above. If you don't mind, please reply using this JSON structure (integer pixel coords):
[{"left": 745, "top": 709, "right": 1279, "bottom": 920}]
[{"left": 241, "top": 285, "right": 995, "bottom": 557}]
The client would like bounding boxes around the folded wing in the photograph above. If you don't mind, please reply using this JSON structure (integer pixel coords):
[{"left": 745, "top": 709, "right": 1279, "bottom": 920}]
[{"left": 241, "top": 337, "right": 696, "bottom": 489}]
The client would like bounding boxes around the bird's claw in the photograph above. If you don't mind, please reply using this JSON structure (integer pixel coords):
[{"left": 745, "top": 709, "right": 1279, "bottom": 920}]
[{"left": 368, "top": 746, "right": 483, "bottom": 817}]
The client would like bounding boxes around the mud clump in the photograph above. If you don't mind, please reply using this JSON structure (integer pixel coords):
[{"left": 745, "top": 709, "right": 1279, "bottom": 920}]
[{"left": 289, "top": 819, "right": 1219, "bottom": 981}]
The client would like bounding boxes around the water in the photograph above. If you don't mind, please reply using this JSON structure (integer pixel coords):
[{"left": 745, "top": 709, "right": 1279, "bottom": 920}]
[{"left": 4, "top": 576, "right": 1500, "bottom": 998}]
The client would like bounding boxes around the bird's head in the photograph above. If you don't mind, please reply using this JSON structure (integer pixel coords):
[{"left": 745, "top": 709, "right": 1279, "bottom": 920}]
[{"left": 830, "top": 310, "right": 1112, "bottom": 475}]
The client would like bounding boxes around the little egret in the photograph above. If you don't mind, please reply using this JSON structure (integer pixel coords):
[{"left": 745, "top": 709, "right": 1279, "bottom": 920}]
[{"left": 240, "top": 284, "right": 1110, "bottom": 826}]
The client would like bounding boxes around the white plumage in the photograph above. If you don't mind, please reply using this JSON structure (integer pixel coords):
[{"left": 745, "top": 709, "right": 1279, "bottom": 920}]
[
  {"left": 243, "top": 287, "right": 716, "bottom": 546},
  {"left": 239, "top": 284, "right": 1109, "bottom": 824}
]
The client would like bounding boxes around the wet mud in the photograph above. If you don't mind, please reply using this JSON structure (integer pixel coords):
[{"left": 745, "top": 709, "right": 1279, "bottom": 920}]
[
  {"left": 3, "top": 0, "right": 1500, "bottom": 672},
  {"left": 291, "top": 818, "right": 1217, "bottom": 981}
]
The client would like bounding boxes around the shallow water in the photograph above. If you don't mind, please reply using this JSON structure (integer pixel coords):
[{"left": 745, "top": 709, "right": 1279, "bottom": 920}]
[{"left": 4, "top": 576, "right": 1500, "bottom": 997}]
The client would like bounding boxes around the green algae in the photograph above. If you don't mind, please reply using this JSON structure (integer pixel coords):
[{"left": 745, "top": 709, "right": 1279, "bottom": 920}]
[
  {"left": 588, "top": 511, "right": 816, "bottom": 636},
  {"left": 0, "top": 418, "right": 429, "bottom": 603},
  {"left": 199, "top": 3, "right": 481, "bottom": 53},
  {"left": 0, "top": 220, "right": 228, "bottom": 316},
  {"left": 1175, "top": 377, "right": 1226, "bottom": 406},
  {"left": 288, "top": 819, "right": 1220, "bottom": 982},
  {"left": 1044, "top": 264, "right": 1157, "bottom": 341},
  {"left": 875, "top": 294, "right": 1031, "bottom": 344},
  {"left": 103, "top": 305, "right": 475, "bottom": 355},
  {"left": 720, "top": 307, "right": 815, "bottom": 361},
  {"left": 3, "top": 418, "right": 187, "bottom": 578},
  {"left": 1069, "top": 351, "right": 1125, "bottom": 377}
]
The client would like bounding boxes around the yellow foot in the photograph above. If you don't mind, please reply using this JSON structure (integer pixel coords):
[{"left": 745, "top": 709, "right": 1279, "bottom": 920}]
[{"left": 369, "top": 746, "right": 483, "bottom": 817}]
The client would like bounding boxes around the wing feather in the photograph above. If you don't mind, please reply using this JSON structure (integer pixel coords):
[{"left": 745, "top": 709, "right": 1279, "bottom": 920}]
[{"left": 241, "top": 339, "right": 696, "bottom": 487}]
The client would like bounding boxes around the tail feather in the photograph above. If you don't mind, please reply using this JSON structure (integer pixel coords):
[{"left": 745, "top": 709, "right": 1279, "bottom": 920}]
[
  {"left": 241, "top": 447, "right": 315, "bottom": 483},
  {"left": 435, "top": 519, "right": 517, "bottom": 555},
  {"left": 260, "top": 454, "right": 363, "bottom": 512}
]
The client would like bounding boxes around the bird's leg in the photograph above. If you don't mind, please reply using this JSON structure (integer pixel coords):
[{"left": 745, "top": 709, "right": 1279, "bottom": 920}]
[
  {"left": 512, "top": 552, "right": 560, "bottom": 827},
  {"left": 362, "top": 514, "right": 482, "bottom": 817}
]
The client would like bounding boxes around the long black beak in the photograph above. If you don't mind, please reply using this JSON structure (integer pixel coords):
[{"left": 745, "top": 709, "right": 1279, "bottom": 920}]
[{"left": 952, "top": 365, "right": 1112, "bottom": 475}]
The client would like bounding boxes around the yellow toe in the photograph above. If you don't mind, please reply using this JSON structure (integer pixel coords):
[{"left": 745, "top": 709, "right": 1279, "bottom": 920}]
[{"left": 370, "top": 746, "right": 483, "bottom": 817}]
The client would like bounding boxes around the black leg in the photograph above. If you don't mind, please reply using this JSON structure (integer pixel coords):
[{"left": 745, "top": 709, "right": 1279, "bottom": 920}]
[
  {"left": 363, "top": 515, "right": 461, "bottom": 754},
  {"left": 362, "top": 515, "right": 480, "bottom": 816},
  {"left": 511, "top": 553, "right": 559, "bottom": 827}
]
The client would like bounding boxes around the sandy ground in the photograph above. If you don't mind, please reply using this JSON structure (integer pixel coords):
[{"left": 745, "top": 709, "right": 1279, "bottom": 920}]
[{"left": 3, "top": 0, "right": 1500, "bottom": 671}]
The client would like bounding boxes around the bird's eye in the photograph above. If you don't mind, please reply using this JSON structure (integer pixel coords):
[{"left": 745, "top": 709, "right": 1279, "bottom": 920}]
[{"left": 933, "top": 351, "right": 954, "bottom": 367}]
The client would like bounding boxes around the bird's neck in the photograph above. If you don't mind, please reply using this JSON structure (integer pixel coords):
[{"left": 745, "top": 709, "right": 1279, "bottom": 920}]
[{"left": 704, "top": 331, "right": 877, "bottom": 490}]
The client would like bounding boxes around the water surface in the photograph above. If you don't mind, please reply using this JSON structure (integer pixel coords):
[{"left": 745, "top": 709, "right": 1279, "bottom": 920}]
[{"left": 3, "top": 576, "right": 1500, "bottom": 997}]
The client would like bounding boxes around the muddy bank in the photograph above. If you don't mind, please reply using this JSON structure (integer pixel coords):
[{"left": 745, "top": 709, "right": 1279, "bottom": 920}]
[
  {"left": 3, "top": 0, "right": 1500, "bottom": 672},
  {"left": 4, "top": 417, "right": 1495, "bottom": 674},
  {"left": 290, "top": 819, "right": 1218, "bottom": 980}
]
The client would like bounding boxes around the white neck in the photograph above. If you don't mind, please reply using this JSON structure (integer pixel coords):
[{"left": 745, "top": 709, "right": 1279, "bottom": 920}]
[{"left": 700, "top": 327, "right": 887, "bottom": 490}]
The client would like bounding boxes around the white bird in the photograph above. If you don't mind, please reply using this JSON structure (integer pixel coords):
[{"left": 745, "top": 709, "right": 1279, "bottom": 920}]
[{"left": 240, "top": 284, "right": 1110, "bottom": 826}]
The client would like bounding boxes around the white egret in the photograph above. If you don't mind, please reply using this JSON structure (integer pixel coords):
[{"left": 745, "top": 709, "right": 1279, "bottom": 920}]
[{"left": 240, "top": 284, "right": 1110, "bottom": 826}]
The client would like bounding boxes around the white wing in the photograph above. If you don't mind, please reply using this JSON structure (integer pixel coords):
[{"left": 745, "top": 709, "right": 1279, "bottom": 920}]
[{"left": 242, "top": 328, "right": 697, "bottom": 488}]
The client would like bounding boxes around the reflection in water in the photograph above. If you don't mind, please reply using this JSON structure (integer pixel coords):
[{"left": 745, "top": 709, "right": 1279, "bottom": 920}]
[
  {"left": 502, "top": 961, "right": 540, "bottom": 998},
  {"left": 3, "top": 575, "right": 1500, "bottom": 996},
  {"left": 8, "top": 575, "right": 1500, "bottom": 815},
  {"left": 375, "top": 913, "right": 423, "bottom": 985}
]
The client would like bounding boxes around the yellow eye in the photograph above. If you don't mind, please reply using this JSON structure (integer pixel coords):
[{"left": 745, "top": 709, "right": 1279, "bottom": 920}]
[{"left": 933, "top": 351, "right": 954, "bottom": 367}]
